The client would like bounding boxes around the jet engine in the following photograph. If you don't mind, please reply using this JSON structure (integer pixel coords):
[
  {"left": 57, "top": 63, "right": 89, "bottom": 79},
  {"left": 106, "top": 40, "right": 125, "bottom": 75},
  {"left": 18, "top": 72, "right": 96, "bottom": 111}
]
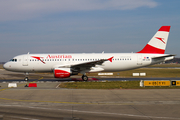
[{"left": 54, "top": 68, "right": 71, "bottom": 78}]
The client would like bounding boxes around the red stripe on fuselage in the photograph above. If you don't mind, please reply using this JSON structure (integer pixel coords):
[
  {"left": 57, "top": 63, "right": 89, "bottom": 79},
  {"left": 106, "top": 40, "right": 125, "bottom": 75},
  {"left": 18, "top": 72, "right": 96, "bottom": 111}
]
[
  {"left": 158, "top": 26, "right": 170, "bottom": 32},
  {"left": 137, "top": 44, "right": 165, "bottom": 54}
]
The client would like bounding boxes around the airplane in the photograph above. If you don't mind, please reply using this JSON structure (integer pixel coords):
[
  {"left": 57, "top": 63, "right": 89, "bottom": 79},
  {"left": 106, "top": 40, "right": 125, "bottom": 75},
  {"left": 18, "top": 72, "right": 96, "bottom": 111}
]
[{"left": 3, "top": 26, "right": 174, "bottom": 81}]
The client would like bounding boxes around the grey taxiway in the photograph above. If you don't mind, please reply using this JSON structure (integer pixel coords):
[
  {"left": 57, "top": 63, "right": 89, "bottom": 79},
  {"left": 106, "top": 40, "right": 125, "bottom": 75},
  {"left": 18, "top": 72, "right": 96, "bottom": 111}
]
[{"left": 0, "top": 69, "right": 180, "bottom": 120}]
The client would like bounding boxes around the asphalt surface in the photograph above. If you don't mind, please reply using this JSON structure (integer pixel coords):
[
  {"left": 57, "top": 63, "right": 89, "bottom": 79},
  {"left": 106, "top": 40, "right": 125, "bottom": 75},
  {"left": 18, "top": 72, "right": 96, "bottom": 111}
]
[
  {"left": 0, "top": 83, "right": 180, "bottom": 120},
  {"left": 1, "top": 69, "right": 180, "bottom": 120}
]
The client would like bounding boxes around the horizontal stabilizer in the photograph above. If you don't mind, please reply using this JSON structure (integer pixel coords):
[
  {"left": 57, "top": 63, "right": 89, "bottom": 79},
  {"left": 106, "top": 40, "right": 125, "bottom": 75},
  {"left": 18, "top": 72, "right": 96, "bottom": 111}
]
[{"left": 151, "top": 54, "right": 175, "bottom": 59}]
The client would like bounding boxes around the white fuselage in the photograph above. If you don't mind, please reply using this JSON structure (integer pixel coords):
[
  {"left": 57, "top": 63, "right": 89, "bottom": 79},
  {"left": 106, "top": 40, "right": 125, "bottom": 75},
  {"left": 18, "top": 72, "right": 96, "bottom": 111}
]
[{"left": 3, "top": 53, "right": 172, "bottom": 73}]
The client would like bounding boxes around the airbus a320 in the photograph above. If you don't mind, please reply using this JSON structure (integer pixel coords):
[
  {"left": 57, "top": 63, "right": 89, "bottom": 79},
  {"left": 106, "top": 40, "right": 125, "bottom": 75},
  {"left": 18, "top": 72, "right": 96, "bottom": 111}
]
[{"left": 3, "top": 26, "right": 174, "bottom": 81}]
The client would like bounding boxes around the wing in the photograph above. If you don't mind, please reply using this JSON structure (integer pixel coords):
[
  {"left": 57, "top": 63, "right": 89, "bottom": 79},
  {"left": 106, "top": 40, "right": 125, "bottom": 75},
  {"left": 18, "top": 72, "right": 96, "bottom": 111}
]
[
  {"left": 71, "top": 57, "right": 113, "bottom": 72},
  {"left": 53, "top": 57, "right": 113, "bottom": 72}
]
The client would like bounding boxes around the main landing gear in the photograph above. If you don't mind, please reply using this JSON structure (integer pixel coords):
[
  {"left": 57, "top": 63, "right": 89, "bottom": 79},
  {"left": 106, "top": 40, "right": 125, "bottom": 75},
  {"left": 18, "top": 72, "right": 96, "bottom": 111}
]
[{"left": 82, "top": 75, "right": 88, "bottom": 81}]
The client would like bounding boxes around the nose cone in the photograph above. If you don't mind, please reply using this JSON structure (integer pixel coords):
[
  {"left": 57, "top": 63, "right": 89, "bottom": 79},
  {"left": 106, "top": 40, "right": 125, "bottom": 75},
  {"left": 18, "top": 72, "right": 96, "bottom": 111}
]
[
  {"left": 3, "top": 62, "right": 11, "bottom": 71},
  {"left": 3, "top": 63, "right": 8, "bottom": 70}
]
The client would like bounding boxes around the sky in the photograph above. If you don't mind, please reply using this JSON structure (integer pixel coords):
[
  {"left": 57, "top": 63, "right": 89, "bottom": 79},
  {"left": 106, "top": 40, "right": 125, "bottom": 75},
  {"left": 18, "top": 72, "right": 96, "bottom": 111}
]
[{"left": 0, "top": 0, "right": 180, "bottom": 62}]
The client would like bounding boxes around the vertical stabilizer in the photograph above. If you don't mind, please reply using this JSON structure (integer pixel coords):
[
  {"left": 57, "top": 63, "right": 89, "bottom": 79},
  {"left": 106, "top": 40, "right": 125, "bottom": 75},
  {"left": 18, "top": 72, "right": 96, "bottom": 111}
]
[{"left": 137, "top": 26, "right": 171, "bottom": 54}]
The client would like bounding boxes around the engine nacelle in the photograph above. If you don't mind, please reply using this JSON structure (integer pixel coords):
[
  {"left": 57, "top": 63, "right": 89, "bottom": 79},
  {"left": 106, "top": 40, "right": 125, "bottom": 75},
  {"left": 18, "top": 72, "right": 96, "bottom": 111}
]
[{"left": 54, "top": 68, "right": 71, "bottom": 78}]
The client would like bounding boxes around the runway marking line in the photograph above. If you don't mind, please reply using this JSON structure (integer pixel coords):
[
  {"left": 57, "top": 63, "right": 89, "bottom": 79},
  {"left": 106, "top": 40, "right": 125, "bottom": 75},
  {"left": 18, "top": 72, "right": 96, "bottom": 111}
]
[
  {"left": 0, "top": 97, "right": 179, "bottom": 106},
  {"left": 56, "top": 83, "right": 61, "bottom": 88},
  {"left": 8, "top": 115, "right": 40, "bottom": 120},
  {"left": 0, "top": 87, "right": 11, "bottom": 92},
  {"left": 30, "top": 77, "right": 43, "bottom": 83},
  {"left": 0, "top": 97, "right": 101, "bottom": 105},
  {"left": 0, "top": 97, "right": 146, "bottom": 106}
]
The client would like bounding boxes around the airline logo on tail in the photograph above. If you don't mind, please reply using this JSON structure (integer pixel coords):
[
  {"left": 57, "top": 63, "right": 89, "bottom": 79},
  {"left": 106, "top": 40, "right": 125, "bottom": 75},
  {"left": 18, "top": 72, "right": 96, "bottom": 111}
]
[
  {"left": 137, "top": 26, "right": 170, "bottom": 54},
  {"left": 155, "top": 37, "right": 165, "bottom": 44}
]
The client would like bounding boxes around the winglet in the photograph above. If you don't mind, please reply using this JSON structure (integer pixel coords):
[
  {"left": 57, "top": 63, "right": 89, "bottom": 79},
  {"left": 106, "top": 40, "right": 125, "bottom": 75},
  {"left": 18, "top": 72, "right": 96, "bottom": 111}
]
[{"left": 108, "top": 57, "right": 114, "bottom": 62}]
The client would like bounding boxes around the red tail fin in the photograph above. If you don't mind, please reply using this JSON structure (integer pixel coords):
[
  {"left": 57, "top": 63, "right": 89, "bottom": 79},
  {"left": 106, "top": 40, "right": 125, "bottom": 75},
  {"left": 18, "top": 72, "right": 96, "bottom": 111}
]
[{"left": 137, "top": 26, "right": 170, "bottom": 54}]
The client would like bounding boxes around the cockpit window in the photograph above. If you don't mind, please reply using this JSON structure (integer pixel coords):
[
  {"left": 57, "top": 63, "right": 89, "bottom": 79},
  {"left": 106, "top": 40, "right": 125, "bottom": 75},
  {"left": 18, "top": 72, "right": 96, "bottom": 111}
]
[{"left": 10, "top": 59, "right": 17, "bottom": 62}]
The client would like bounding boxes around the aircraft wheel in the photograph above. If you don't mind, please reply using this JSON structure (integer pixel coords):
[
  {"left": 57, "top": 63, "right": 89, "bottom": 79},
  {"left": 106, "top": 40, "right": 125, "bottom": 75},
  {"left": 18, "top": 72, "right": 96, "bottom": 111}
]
[
  {"left": 82, "top": 75, "right": 88, "bottom": 81},
  {"left": 24, "top": 77, "right": 29, "bottom": 81}
]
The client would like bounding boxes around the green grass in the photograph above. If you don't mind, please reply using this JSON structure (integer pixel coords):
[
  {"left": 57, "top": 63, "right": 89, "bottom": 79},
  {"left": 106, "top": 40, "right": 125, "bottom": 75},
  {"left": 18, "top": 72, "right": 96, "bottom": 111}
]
[
  {"left": 85, "top": 68, "right": 180, "bottom": 78},
  {"left": 148, "top": 64, "right": 180, "bottom": 68},
  {"left": 118, "top": 68, "right": 180, "bottom": 77},
  {"left": 59, "top": 81, "right": 180, "bottom": 89}
]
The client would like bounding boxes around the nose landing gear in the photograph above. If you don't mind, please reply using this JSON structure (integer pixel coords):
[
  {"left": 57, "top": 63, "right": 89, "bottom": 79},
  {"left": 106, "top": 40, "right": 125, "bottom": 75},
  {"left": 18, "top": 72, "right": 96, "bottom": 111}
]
[
  {"left": 24, "top": 77, "right": 29, "bottom": 81},
  {"left": 24, "top": 72, "right": 29, "bottom": 81}
]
